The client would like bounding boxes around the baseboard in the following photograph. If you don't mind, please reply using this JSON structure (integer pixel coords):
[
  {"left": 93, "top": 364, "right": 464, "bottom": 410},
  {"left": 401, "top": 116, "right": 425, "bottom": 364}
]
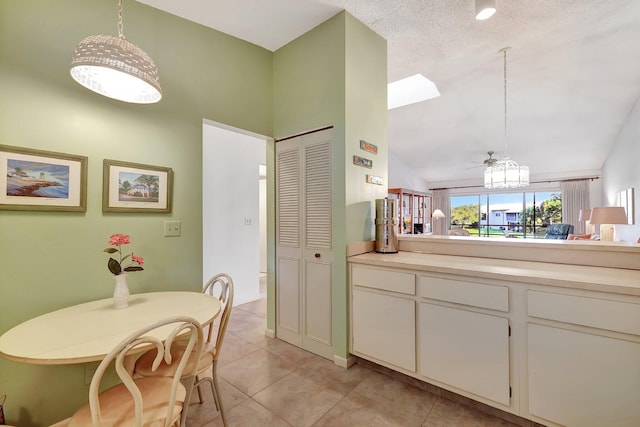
[
  {"left": 333, "top": 354, "right": 357, "bottom": 368},
  {"left": 264, "top": 328, "right": 275, "bottom": 338}
]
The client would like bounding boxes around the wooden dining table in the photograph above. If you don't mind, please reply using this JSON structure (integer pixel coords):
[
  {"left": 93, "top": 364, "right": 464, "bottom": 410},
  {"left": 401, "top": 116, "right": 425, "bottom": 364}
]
[{"left": 0, "top": 291, "right": 221, "bottom": 365}]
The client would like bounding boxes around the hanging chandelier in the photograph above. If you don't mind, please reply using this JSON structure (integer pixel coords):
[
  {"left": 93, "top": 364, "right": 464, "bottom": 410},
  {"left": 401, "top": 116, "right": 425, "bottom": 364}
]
[
  {"left": 70, "top": 0, "right": 162, "bottom": 104},
  {"left": 484, "top": 47, "right": 529, "bottom": 189}
]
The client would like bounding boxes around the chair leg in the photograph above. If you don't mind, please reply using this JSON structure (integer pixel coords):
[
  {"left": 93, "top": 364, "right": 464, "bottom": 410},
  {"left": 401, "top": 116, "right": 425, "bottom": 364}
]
[
  {"left": 211, "top": 362, "right": 227, "bottom": 426},
  {"left": 180, "top": 375, "right": 197, "bottom": 427},
  {"left": 196, "top": 375, "right": 204, "bottom": 404}
]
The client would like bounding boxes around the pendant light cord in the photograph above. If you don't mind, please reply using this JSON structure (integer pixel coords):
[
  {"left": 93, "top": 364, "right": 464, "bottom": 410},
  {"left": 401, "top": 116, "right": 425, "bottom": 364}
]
[
  {"left": 117, "top": 0, "right": 125, "bottom": 39},
  {"left": 500, "top": 47, "right": 511, "bottom": 156}
]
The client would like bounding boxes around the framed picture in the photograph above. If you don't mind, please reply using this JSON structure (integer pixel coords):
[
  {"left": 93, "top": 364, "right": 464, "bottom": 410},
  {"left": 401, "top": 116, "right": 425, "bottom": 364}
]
[
  {"left": 0, "top": 144, "right": 87, "bottom": 211},
  {"left": 103, "top": 159, "right": 173, "bottom": 213}
]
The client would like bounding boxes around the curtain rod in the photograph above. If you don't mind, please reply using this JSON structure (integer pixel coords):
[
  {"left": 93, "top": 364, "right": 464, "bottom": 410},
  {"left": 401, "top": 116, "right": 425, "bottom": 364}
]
[{"left": 430, "top": 176, "right": 600, "bottom": 191}]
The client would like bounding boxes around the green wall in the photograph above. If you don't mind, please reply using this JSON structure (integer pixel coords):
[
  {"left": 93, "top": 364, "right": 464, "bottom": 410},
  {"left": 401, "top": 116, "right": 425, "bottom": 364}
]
[
  {"left": 0, "top": 1, "right": 387, "bottom": 424},
  {"left": 272, "top": 12, "right": 387, "bottom": 359},
  {"left": 0, "top": 1, "right": 272, "bottom": 425}
]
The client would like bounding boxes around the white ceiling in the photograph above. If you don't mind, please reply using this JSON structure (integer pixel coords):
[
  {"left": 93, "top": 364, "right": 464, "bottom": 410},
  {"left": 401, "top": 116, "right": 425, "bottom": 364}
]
[{"left": 138, "top": 0, "right": 640, "bottom": 187}]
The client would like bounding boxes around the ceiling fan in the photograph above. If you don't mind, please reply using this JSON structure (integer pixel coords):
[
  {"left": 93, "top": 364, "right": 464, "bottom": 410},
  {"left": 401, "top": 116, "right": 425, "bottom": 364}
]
[{"left": 466, "top": 151, "right": 497, "bottom": 169}]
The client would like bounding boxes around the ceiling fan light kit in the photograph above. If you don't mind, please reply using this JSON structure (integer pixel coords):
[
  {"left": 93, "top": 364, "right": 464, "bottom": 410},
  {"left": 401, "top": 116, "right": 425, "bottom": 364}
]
[
  {"left": 70, "top": 0, "right": 162, "bottom": 104},
  {"left": 484, "top": 47, "right": 530, "bottom": 189},
  {"left": 475, "top": 0, "right": 496, "bottom": 20}
]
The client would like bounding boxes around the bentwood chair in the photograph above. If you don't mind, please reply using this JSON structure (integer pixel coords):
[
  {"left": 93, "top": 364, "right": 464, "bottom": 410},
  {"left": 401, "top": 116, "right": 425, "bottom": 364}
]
[
  {"left": 52, "top": 316, "right": 204, "bottom": 427},
  {"left": 135, "top": 273, "right": 234, "bottom": 426}
]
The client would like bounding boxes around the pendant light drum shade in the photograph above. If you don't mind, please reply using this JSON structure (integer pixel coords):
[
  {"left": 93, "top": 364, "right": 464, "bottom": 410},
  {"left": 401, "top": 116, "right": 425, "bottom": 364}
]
[{"left": 70, "top": 34, "right": 162, "bottom": 104}]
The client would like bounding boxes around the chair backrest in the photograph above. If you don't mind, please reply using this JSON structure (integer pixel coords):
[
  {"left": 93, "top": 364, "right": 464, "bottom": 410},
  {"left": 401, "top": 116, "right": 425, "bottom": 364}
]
[
  {"left": 89, "top": 316, "right": 204, "bottom": 427},
  {"left": 202, "top": 273, "right": 234, "bottom": 361},
  {"left": 544, "top": 223, "right": 575, "bottom": 239}
]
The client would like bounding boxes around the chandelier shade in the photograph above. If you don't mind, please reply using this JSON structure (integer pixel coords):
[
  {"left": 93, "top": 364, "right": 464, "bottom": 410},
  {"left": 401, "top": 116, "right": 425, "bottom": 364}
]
[
  {"left": 484, "top": 158, "right": 529, "bottom": 189},
  {"left": 70, "top": 1, "right": 162, "bottom": 104}
]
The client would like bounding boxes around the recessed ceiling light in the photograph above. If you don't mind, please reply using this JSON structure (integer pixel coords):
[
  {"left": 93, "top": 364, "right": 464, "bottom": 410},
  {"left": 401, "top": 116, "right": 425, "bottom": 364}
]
[
  {"left": 475, "top": 0, "right": 496, "bottom": 20},
  {"left": 387, "top": 74, "right": 441, "bottom": 110}
]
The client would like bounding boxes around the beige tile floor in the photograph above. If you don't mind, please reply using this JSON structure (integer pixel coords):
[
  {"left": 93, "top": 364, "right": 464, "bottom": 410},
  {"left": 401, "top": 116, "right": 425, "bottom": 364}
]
[{"left": 185, "top": 277, "right": 544, "bottom": 427}]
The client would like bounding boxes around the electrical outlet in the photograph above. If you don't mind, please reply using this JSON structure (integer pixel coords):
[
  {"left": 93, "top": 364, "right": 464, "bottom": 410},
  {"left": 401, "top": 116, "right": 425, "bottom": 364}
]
[
  {"left": 244, "top": 217, "right": 252, "bottom": 225},
  {"left": 164, "top": 220, "right": 181, "bottom": 237},
  {"left": 84, "top": 363, "right": 99, "bottom": 385}
]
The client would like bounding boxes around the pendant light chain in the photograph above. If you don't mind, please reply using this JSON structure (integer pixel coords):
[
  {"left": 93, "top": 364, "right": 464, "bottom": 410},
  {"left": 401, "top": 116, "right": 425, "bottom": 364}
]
[
  {"left": 117, "top": 0, "right": 125, "bottom": 39},
  {"left": 501, "top": 46, "right": 511, "bottom": 156}
]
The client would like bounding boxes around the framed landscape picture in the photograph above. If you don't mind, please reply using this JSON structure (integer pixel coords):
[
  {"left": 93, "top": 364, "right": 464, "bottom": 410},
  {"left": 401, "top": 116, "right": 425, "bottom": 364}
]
[
  {"left": 0, "top": 144, "right": 87, "bottom": 211},
  {"left": 103, "top": 159, "right": 173, "bottom": 213}
]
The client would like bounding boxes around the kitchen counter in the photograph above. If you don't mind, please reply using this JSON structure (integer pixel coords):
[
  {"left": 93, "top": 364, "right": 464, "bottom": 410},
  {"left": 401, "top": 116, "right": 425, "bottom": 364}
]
[{"left": 348, "top": 250, "right": 640, "bottom": 296}]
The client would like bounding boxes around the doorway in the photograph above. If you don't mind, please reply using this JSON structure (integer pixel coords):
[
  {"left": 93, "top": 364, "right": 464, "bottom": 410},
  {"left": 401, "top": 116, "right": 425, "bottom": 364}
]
[{"left": 202, "top": 120, "right": 267, "bottom": 305}]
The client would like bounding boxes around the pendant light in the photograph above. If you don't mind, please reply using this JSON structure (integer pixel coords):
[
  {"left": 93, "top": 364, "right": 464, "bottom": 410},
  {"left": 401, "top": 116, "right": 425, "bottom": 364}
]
[
  {"left": 484, "top": 47, "right": 529, "bottom": 189},
  {"left": 70, "top": 0, "right": 162, "bottom": 104}
]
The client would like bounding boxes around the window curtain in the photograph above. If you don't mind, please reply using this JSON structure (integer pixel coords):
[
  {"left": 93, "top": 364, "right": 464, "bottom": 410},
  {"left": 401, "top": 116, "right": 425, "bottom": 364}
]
[
  {"left": 432, "top": 189, "right": 450, "bottom": 235},
  {"left": 561, "top": 180, "right": 590, "bottom": 234}
]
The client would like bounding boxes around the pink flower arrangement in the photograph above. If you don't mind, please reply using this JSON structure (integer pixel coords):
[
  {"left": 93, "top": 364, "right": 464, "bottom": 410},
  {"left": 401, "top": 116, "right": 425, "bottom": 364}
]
[{"left": 104, "top": 233, "right": 144, "bottom": 276}]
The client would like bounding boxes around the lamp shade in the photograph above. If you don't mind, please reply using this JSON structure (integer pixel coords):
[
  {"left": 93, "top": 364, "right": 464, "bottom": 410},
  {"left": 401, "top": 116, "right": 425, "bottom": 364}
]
[
  {"left": 71, "top": 34, "right": 162, "bottom": 104},
  {"left": 578, "top": 209, "right": 591, "bottom": 222},
  {"left": 589, "top": 207, "right": 628, "bottom": 225},
  {"left": 432, "top": 209, "right": 445, "bottom": 219}
]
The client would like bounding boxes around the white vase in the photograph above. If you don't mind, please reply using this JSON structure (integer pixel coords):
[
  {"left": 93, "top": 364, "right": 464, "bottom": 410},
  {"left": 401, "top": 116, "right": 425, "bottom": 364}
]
[{"left": 113, "top": 274, "right": 130, "bottom": 309}]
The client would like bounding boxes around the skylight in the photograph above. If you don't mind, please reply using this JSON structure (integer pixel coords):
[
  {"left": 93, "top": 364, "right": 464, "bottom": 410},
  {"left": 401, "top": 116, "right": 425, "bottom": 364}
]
[{"left": 387, "top": 74, "right": 440, "bottom": 110}]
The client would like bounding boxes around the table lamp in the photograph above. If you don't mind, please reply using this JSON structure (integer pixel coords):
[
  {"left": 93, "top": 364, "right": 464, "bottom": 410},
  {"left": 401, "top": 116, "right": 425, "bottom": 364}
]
[
  {"left": 589, "top": 207, "right": 628, "bottom": 241},
  {"left": 578, "top": 209, "right": 592, "bottom": 234},
  {"left": 432, "top": 209, "right": 445, "bottom": 235}
]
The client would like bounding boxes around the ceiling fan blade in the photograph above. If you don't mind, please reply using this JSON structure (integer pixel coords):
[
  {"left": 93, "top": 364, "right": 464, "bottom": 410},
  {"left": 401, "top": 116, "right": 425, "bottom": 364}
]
[{"left": 465, "top": 164, "right": 486, "bottom": 170}]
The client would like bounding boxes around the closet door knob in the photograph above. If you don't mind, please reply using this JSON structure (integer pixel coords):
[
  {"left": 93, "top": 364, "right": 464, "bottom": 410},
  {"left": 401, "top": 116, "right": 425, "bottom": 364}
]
[{"left": 315, "top": 253, "right": 321, "bottom": 258}]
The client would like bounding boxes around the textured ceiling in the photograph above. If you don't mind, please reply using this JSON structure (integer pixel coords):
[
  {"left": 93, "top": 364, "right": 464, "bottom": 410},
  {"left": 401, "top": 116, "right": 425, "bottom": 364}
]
[{"left": 139, "top": 0, "right": 640, "bottom": 187}]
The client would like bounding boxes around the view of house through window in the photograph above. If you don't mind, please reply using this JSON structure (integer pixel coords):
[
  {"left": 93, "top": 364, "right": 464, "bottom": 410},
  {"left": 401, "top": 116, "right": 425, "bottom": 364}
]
[{"left": 450, "top": 192, "right": 562, "bottom": 238}]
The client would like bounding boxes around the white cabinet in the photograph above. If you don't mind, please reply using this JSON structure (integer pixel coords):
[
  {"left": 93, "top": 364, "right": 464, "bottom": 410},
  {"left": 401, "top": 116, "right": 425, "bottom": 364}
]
[
  {"left": 527, "top": 290, "right": 640, "bottom": 427},
  {"left": 349, "top": 256, "right": 640, "bottom": 427},
  {"left": 417, "top": 274, "right": 511, "bottom": 406},
  {"left": 350, "top": 265, "right": 416, "bottom": 371},
  {"left": 419, "top": 303, "right": 510, "bottom": 405},
  {"left": 352, "top": 289, "right": 415, "bottom": 371},
  {"left": 276, "top": 128, "right": 333, "bottom": 359}
]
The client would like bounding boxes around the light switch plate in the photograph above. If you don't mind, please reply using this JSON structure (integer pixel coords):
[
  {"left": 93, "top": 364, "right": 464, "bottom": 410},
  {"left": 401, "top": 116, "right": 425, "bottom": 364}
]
[{"left": 164, "top": 221, "right": 181, "bottom": 237}]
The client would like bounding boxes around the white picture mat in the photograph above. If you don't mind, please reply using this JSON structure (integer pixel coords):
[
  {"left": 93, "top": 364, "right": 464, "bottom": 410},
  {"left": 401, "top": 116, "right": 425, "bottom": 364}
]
[
  {"left": 0, "top": 151, "right": 82, "bottom": 207},
  {"left": 107, "top": 164, "right": 168, "bottom": 209}
]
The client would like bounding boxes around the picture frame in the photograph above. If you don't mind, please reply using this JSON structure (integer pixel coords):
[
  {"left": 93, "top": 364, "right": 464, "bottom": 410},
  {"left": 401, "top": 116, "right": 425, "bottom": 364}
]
[
  {"left": 103, "top": 159, "right": 173, "bottom": 213},
  {"left": 0, "top": 144, "right": 87, "bottom": 212}
]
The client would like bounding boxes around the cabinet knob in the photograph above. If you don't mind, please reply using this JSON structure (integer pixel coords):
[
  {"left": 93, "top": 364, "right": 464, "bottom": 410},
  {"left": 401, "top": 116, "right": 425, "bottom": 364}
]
[{"left": 315, "top": 253, "right": 321, "bottom": 258}]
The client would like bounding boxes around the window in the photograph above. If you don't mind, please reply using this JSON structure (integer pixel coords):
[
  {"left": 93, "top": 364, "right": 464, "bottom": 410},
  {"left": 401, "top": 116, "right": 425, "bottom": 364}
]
[{"left": 450, "top": 191, "right": 562, "bottom": 238}]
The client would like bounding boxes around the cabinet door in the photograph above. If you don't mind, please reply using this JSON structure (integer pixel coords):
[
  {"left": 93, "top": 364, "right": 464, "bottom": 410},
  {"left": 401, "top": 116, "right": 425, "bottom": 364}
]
[
  {"left": 419, "top": 303, "right": 510, "bottom": 405},
  {"left": 352, "top": 289, "right": 416, "bottom": 371},
  {"left": 528, "top": 323, "right": 640, "bottom": 427}
]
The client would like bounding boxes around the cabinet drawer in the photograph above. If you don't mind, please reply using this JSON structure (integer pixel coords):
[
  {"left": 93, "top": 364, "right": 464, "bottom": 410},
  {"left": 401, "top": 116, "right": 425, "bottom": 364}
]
[
  {"left": 528, "top": 290, "right": 640, "bottom": 335},
  {"left": 417, "top": 275, "right": 509, "bottom": 312},
  {"left": 352, "top": 265, "right": 415, "bottom": 295}
]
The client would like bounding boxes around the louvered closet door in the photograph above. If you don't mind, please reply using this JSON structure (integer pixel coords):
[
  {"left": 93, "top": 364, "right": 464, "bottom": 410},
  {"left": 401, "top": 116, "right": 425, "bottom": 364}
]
[{"left": 275, "top": 128, "right": 333, "bottom": 359}]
